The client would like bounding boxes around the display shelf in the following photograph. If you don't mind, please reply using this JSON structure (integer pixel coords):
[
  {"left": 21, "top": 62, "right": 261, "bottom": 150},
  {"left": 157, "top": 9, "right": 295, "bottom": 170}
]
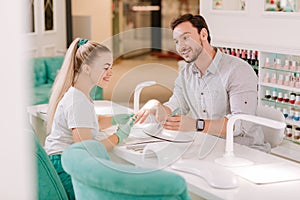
[
  {"left": 259, "top": 82, "right": 300, "bottom": 93},
  {"left": 261, "top": 98, "right": 300, "bottom": 109},
  {"left": 262, "top": 66, "right": 300, "bottom": 74},
  {"left": 284, "top": 136, "right": 300, "bottom": 145}
]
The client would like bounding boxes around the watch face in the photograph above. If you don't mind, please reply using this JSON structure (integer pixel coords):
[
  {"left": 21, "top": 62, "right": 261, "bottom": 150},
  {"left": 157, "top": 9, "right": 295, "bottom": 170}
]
[{"left": 197, "top": 119, "right": 205, "bottom": 131}]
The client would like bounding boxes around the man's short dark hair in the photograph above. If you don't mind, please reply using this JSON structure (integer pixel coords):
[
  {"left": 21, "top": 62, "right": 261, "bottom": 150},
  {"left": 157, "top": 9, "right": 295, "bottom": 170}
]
[{"left": 170, "top": 14, "right": 211, "bottom": 44}]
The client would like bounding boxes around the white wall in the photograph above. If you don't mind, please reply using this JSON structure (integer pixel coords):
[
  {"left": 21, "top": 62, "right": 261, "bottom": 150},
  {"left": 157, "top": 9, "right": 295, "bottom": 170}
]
[
  {"left": 0, "top": 1, "right": 34, "bottom": 199},
  {"left": 72, "top": 0, "right": 112, "bottom": 44},
  {"left": 201, "top": 0, "right": 300, "bottom": 55}
]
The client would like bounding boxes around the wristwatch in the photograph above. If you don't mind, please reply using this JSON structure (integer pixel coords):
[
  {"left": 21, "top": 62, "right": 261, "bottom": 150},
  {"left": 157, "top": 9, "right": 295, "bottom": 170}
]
[{"left": 196, "top": 119, "right": 205, "bottom": 132}]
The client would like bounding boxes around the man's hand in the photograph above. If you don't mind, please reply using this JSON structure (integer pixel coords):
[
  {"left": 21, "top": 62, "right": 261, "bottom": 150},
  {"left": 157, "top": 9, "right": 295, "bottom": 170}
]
[
  {"left": 134, "top": 99, "right": 168, "bottom": 124},
  {"left": 163, "top": 115, "right": 196, "bottom": 132}
]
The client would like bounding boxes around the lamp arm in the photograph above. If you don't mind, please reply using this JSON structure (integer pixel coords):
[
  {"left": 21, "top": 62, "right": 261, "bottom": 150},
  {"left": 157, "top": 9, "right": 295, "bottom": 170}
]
[{"left": 225, "top": 114, "right": 286, "bottom": 156}]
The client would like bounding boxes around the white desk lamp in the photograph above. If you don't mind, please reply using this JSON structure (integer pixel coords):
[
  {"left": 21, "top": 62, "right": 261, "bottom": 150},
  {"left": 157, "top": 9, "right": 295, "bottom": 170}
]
[
  {"left": 133, "top": 81, "right": 157, "bottom": 113},
  {"left": 215, "top": 114, "right": 286, "bottom": 167}
]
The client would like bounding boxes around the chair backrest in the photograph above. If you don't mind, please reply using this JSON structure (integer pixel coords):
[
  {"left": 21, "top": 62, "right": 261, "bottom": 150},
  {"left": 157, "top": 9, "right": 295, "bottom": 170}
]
[
  {"left": 61, "top": 140, "right": 191, "bottom": 200},
  {"left": 31, "top": 129, "right": 68, "bottom": 200},
  {"left": 256, "top": 105, "right": 285, "bottom": 148}
]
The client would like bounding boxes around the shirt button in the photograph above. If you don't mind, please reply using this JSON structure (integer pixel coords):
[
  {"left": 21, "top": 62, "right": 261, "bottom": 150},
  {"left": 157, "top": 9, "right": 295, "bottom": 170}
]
[
  {"left": 203, "top": 110, "right": 206, "bottom": 113},
  {"left": 201, "top": 92, "right": 204, "bottom": 95}
]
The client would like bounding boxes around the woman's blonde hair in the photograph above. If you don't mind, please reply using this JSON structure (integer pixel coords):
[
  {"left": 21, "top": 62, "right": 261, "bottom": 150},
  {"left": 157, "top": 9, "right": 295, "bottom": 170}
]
[{"left": 46, "top": 38, "right": 111, "bottom": 134}]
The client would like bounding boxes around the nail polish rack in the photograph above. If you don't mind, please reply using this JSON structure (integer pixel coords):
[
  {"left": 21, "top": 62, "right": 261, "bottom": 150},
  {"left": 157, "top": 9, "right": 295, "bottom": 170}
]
[
  {"left": 259, "top": 52, "right": 300, "bottom": 144},
  {"left": 218, "top": 47, "right": 259, "bottom": 75}
]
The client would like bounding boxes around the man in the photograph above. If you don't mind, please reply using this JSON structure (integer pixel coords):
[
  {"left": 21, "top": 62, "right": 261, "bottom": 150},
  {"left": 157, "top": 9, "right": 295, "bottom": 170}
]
[{"left": 135, "top": 14, "right": 270, "bottom": 152}]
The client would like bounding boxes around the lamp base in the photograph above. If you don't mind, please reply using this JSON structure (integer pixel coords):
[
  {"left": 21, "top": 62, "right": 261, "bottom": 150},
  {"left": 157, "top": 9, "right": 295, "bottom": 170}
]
[{"left": 215, "top": 156, "right": 253, "bottom": 167}]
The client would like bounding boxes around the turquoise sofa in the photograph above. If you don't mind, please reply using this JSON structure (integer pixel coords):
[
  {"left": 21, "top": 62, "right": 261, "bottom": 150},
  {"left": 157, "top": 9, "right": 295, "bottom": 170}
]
[
  {"left": 31, "top": 56, "right": 103, "bottom": 105},
  {"left": 62, "top": 140, "right": 191, "bottom": 200}
]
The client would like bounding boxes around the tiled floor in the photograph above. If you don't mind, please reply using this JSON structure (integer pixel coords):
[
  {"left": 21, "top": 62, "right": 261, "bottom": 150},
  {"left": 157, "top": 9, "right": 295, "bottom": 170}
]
[{"left": 104, "top": 53, "right": 180, "bottom": 109}]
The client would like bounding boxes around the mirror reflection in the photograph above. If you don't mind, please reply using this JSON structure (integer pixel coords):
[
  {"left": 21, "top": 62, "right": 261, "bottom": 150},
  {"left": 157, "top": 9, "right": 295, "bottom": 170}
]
[
  {"left": 213, "top": 0, "right": 246, "bottom": 11},
  {"left": 265, "top": 0, "right": 300, "bottom": 12}
]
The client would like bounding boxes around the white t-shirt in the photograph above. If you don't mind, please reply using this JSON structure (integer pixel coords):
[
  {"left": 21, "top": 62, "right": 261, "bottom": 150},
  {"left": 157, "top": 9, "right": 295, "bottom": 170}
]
[{"left": 44, "top": 87, "right": 105, "bottom": 155}]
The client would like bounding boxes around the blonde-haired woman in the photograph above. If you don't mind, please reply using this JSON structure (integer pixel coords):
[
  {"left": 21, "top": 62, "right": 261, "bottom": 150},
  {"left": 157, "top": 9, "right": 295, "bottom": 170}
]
[{"left": 44, "top": 38, "right": 133, "bottom": 199}]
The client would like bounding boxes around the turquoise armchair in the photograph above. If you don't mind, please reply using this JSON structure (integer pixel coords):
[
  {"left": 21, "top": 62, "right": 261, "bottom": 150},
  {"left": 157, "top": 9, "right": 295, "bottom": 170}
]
[
  {"left": 32, "top": 129, "right": 68, "bottom": 200},
  {"left": 61, "top": 140, "right": 191, "bottom": 200}
]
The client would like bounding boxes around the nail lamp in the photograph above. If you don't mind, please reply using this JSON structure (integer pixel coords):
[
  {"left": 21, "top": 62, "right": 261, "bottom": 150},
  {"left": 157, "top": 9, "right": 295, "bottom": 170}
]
[
  {"left": 134, "top": 81, "right": 157, "bottom": 113},
  {"left": 215, "top": 114, "right": 286, "bottom": 167}
]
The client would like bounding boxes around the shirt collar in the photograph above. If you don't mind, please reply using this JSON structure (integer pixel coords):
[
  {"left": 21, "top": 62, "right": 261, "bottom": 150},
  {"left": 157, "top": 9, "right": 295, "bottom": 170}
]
[
  {"left": 191, "top": 48, "right": 222, "bottom": 75},
  {"left": 206, "top": 48, "right": 222, "bottom": 75}
]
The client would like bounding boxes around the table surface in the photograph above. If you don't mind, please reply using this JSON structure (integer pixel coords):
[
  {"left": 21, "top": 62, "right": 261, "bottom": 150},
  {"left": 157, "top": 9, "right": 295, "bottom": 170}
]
[
  {"left": 113, "top": 131, "right": 300, "bottom": 200},
  {"left": 27, "top": 101, "right": 300, "bottom": 200}
]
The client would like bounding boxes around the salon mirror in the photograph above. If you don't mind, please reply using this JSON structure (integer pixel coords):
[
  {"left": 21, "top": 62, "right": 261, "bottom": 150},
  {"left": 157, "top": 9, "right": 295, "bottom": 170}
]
[
  {"left": 265, "top": 0, "right": 300, "bottom": 12},
  {"left": 212, "top": 0, "right": 246, "bottom": 11}
]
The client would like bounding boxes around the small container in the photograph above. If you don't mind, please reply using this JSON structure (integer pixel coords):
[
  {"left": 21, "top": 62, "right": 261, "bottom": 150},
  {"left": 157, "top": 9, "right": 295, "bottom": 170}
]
[
  {"left": 295, "top": 94, "right": 300, "bottom": 105},
  {"left": 277, "top": 92, "right": 283, "bottom": 102},
  {"left": 289, "top": 75, "right": 295, "bottom": 87},
  {"left": 271, "top": 91, "right": 277, "bottom": 100},
  {"left": 289, "top": 93, "right": 296, "bottom": 104},
  {"left": 283, "top": 93, "right": 289, "bottom": 102},
  {"left": 294, "top": 127, "right": 300, "bottom": 140},
  {"left": 294, "top": 111, "right": 300, "bottom": 121},
  {"left": 265, "top": 90, "right": 271, "bottom": 99},
  {"left": 290, "top": 60, "right": 297, "bottom": 72},
  {"left": 285, "top": 124, "right": 293, "bottom": 138},
  {"left": 275, "top": 58, "right": 282, "bottom": 69},
  {"left": 283, "top": 108, "right": 288, "bottom": 118},
  {"left": 271, "top": 73, "right": 277, "bottom": 83},
  {"left": 277, "top": 74, "right": 284, "bottom": 85},
  {"left": 265, "top": 57, "right": 271, "bottom": 67},
  {"left": 289, "top": 109, "right": 295, "bottom": 119},
  {"left": 283, "top": 59, "right": 290, "bottom": 70},
  {"left": 263, "top": 72, "right": 270, "bottom": 83},
  {"left": 283, "top": 75, "right": 290, "bottom": 86}
]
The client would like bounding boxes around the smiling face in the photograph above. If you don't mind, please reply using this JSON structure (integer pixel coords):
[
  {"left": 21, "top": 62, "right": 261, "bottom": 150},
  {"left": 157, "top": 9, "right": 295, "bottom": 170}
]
[
  {"left": 90, "top": 52, "right": 113, "bottom": 88},
  {"left": 173, "top": 21, "right": 203, "bottom": 63}
]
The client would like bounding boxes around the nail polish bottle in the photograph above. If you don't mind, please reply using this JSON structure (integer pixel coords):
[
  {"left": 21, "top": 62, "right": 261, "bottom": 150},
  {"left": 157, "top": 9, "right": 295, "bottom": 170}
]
[
  {"left": 236, "top": 49, "right": 240, "bottom": 58},
  {"left": 263, "top": 72, "right": 270, "bottom": 83},
  {"left": 247, "top": 50, "right": 252, "bottom": 64},
  {"left": 285, "top": 124, "right": 293, "bottom": 138},
  {"left": 283, "top": 59, "right": 290, "bottom": 71},
  {"left": 265, "top": 57, "right": 271, "bottom": 67},
  {"left": 290, "top": 60, "right": 297, "bottom": 72},
  {"left": 277, "top": 74, "right": 284, "bottom": 85},
  {"left": 289, "top": 93, "right": 296, "bottom": 104},
  {"left": 289, "top": 109, "right": 295, "bottom": 120},
  {"left": 270, "top": 73, "right": 277, "bottom": 84},
  {"left": 241, "top": 49, "right": 246, "bottom": 61},
  {"left": 294, "top": 127, "right": 300, "bottom": 140},
  {"left": 294, "top": 111, "right": 300, "bottom": 121},
  {"left": 275, "top": 58, "right": 282, "bottom": 69},
  {"left": 283, "top": 108, "right": 288, "bottom": 118},
  {"left": 271, "top": 90, "right": 277, "bottom": 100},
  {"left": 295, "top": 94, "right": 300, "bottom": 105},
  {"left": 283, "top": 93, "right": 289, "bottom": 103},
  {"left": 289, "top": 75, "right": 295, "bottom": 87},
  {"left": 265, "top": 90, "right": 271, "bottom": 99},
  {"left": 295, "top": 74, "right": 300, "bottom": 88},
  {"left": 283, "top": 75, "right": 290, "bottom": 86},
  {"left": 277, "top": 92, "right": 283, "bottom": 102}
]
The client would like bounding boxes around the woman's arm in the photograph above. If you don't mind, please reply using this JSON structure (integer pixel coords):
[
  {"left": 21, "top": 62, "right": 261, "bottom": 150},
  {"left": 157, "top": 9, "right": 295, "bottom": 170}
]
[
  {"left": 72, "top": 128, "right": 119, "bottom": 151},
  {"left": 98, "top": 115, "right": 113, "bottom": 130}
]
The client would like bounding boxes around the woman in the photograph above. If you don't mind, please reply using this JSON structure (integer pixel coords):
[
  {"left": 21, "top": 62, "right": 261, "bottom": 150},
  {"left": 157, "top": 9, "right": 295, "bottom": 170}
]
[{"left": 44, "top": 38, "right": 133, "bottom": 199}]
